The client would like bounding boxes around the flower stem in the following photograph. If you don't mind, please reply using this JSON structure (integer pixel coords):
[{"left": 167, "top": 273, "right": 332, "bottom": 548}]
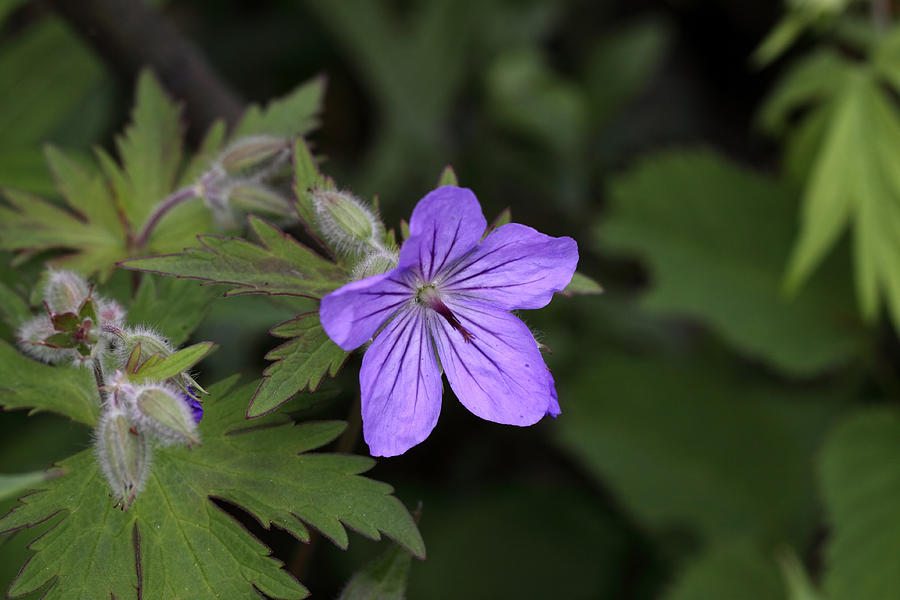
[
  {"left": 92, "top": 356, "right": 107, "bottom": 404},
  {"left": 134, "top": 185, "right": 200, "bottom": 250}
]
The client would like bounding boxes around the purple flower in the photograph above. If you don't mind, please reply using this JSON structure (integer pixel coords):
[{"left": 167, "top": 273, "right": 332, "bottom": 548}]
[
  {"left": 320, "top": 186, "right": 578, "bottom": 456},
  {"left": 184, "top": 385, "right": 203, "bottom": 424}
]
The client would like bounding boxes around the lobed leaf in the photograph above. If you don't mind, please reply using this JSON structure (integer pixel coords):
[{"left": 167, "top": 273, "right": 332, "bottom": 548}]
[
  {"left": 0, "top": 469, "right": 63, "bottom": 503},
  {"left": 0, "top": 340, "right": 98, "bottom": 426},
  {"left": 127, "top": 275, "right": 219, "bottom": 347},
  {"left": 233, "top": 76, "right": 325, "bottom": 139},
  {"left": 248, "top": 312, "right": 348, "bottom": 417},
  {"left": 1, "top": 377, "right": 425, "bottom": 599},
  {"left": 559, "top": 271, "right": 603, "bottom": 297},
  {"left": 603, "top": 149, "right": 862, "bottom": 375},
  {"left": 121, "top": 216, "right": 346, "bottom": 298}
]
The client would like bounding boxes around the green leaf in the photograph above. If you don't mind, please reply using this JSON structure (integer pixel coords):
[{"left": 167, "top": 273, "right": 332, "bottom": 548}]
[
  {"left": 127, "top": 275, "right": 218, "bottom": 347},
  {"left": 131, "top": 342, "right": 216, "bottom": 383},
  {"left": 0, "top": 469, "right": 63, "bottom": 503},
  {"left": 0, "top": 340, "right": 98, "bottom": 425},
  {"left": 555, "top": 349, "right": 842, "bottom": 544},
  {"left": 603, "top": 149, "right": 862, "bottom": 375},
  {"left": 819, "top": 408, "right": 900, "bottom": 600},
  {"left": 663, "top": 541, "right": 786, "bottom": 600},
  {"left": 1, "top": 377, "right": 425, "bottom": 599},
  {"left": 108, "top": 70, "right": 183, "bottom": 229},
  {"left": 339, "top": 542, "right": 412, "bottom": 600},
  {"left": 232, "top": 76, "right": 325, "bottom": 139},
  {"left": 248, "top": 312, "right": 348, "bottom": 417},
  {"left": 780, "top": 64, "right": 900, "bottom": 329},
  {"left": 121, "top": 216, "right": 345, "bottom": 298},
  {"left": 751, "top": 10, "right": 813, "bottom": 68},
  {"left": 559, "top": 271, "right": 603, "bottom": 297},
  {"left": 757, "top": 49, "right": 853, "bottom": 136}
]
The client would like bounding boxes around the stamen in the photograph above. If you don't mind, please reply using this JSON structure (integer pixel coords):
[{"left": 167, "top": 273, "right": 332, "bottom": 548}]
[{"left": 417, "top": 286, "right": 475, "bottom": 342}]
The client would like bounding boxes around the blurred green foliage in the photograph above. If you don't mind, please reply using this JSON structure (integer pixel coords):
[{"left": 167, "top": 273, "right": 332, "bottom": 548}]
[{"left": 2, "top": 0, "right": 900, "bottom": 598}]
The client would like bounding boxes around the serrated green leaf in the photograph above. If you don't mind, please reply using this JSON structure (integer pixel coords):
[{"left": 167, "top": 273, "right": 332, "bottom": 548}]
[
  {"left": 131, "top": 342, "right": 216, "bottom": 383},
  {"left": 111, "top": 70, "right": 183, "bottom": 228},
  {"left": 779, "top": 63, "right": 900, "bottom": 330},
  {"left": 121, "top": 216, "right": 345, "bottom": 298},
  {"left": 559, "top": 271, "right": 602, "bottom": 297},
  {"left": 1, "top": 377, "right": 424, "bottom": 599},
  {"left": 0, "top": 469, "right": 63, "bottom": 503},
  {"left": 819, "top": 408, "right": 900, "bottom": 600},
  {"left": 0, "top": 340, "right": 98, "bottom": 425},
  {"left": 555, "top": 349, "right": 842, "bottom": 544},
  {"left": 233, "top": 76, "right": 325, "bottom": 139},
  {"left": 248, "top": 312, "right": 348, "bottom": 417},
  {"left": 603, "top": 149, "right": 862, "bottom": 375},
  {"left": 339, "top": 542, "right": 412, "bottom": 600},
  {"left": 757, "top": 49, "right": 852, "bottom": 135},
  {"left": 663, "top": 541, "right": 786, "bottom": 600}
]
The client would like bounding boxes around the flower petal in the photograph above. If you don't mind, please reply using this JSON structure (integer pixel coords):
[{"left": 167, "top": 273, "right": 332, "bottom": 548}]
[
  {"left": 399, "top": 186, "right": 487, "bottom": 281},
  {"left": 441, "top": 223, "right": 578, "bottom": 310},
  {"left": 360, "top": 307, "right": 443, "bottom": 457},
  {"left": 432, "top": 299, "right": 557, "bottom": 425},
  {"left": 319, "top": 268, "right": 414, "bottom": 351}
]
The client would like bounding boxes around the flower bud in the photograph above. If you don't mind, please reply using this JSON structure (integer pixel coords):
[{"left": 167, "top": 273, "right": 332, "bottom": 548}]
[
  {"left": 114, "top": 326, "right": 174, "bottom": 368},
  {"left": 219, "top": 136, "right": 290, "bottom": 179},
  {"left": 16, "top": 315, "right": 75, "bottom": 364},
  {"left": 351, "top": 247, "right": 399, "bottom": 281},
  {"left": 96, "top": 297, "right": 126, "bottom": 329},
  {"left": 128, "top": 383, "right": 201, "bottom": 447},
  {"left": 43, "top": 270, "right": 90, "bottom": 314},
  {"left": 95, "top": 405, "right": 151, "bottom": 510},
  {"left": 227, "top": 183, "right": 296, "bottom": 221},
  {"left": 312, "top": 189, "right": 383, "bottom": 258}
]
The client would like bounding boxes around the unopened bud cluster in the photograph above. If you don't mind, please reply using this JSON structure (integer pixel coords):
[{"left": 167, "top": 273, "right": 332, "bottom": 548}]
[
  {"left": 310, "top": 188, "right": 399, "bottom": 280},
  {"left": 16, "top": 270, "right": 206, "bottom": 510},
  {"left": 16, "top": 270, "right": 124, "bottom": 367},
  {"left": 197, "top": 135, "right": 297, "bottom": 229}
]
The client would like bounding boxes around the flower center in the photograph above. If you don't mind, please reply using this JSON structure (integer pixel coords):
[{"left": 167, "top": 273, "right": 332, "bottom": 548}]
[{"left": 415, "top": 285, "right": 474, "bottom": 342}]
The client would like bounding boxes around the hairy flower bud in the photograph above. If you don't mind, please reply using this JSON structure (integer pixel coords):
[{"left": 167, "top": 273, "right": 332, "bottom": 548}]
[
  {"left": 312, "top": 189, "right": 384, "bottom": 258},
  {"left": 227, "top": 183, "right": 296, "bottom": 221},
  {"left": 219, "top": 135, "right": 291, "bottom": 179},
  {"left": 95, "top": 405, "right": 151, "bottom": 510},
  {"left": 43, "top": 270, "right": 90, "bottom": 314},
  {"left": 128, "top": 383, "right": 201, "bottom": 447},
  {"left": 16, "top": 315, "right": 75, "bottom": 364},
  {"left": 351, "top": 247, "right": 399, "bottom": 281}
]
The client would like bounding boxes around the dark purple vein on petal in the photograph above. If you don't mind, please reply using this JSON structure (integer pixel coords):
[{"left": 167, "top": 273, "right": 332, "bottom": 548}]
[{"left": 441, "top": 239, "right": 523, "bottom": 282}]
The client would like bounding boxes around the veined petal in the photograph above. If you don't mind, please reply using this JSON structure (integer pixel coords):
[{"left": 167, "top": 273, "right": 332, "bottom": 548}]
[
  {"left": 442, "top": 223, "right": 578, "bottom": 310},
  {"left": 432, "top": 299, "right": 557, "bottom": 426},
  {"left": 320, "top": 268, "right": 414, "bottom": 351},
  {"left": 399, "top": 186, "right": 487, "bottom": 281},
  {"left": 360, "top": 307, "right": 443, "bottom": 457}
]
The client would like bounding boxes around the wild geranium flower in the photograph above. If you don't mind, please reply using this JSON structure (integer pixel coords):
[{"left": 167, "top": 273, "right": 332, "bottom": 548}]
[{"left": 320, "top": 186, "right": 578, "bottom": 456}]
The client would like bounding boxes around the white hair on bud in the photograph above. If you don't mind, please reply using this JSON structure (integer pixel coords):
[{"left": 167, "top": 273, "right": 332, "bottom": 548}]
[
  {"left": 94, "top": 403, "right": 151, "bottom": 510},
  {"left": 43, "top": 269, "right": 91, "bottom": 314},
  {"left": 111, "top": 325, "right": 174, "bottom": 371},
  {"left": 351, "top": 247, "right": 400, "bottom": 281},
  {"left": 312, "top": 189, "right": 385, "bottom": 259},
  {"left": 126, "top": 382, "right": 199, "bottom": 447},
  {"left": 16, "top": 315, "right": 76, "bottom": 364}
]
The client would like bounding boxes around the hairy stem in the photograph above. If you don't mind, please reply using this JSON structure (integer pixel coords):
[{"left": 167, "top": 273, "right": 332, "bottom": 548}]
[
  {"left": 134, "top": 186, "right": 200, "bottom": 250},
  {"left": 92, "top": 356, "right": 107, "bottom": 404}
]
